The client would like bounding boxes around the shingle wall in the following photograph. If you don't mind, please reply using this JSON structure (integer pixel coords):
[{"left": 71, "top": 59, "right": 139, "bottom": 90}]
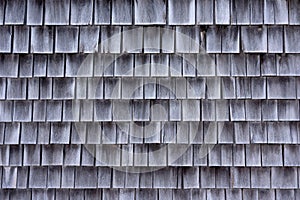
[{"left": 1, "top": 0, "right": 300, "bottom": 199}]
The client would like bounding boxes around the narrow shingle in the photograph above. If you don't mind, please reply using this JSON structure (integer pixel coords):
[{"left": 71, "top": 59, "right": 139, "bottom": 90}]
[
  {"left": 100, "top": 26, "right": 121, "bottom": 53},
  {"left": 231, "top": 0, "right": 250, "bottom": 25},
  {"left": 46, "top": 101, "right": 62, "bottom": 122},
  {"left": 2, "top": 167, "right": 17, "bottom": 188},
  {"left": 289, "top": 0, "right": 300, "bottom": 25},
  {"left": 23, "top": 145, "right": 40, "bottom": 166},
  {"left": 61, "top": 166, "right": 75, "bottom": 188},
  {"left": 285, "top": 26, "right": 300, "bottom": 53},
  {"left": 206, "top": 26, "right": 222, "bottom": 53},
  {"left": 45, "top": 0, "right": 70, "bottom": 25},
  {"left": 94, "top": 0, "right": 110, "bottom": 24},
  {"left": 0, "top": 26, "right": 12, "bottom": 53},
  {"left": 196, "top": 0, "right": 213, "bottom": 24},
  {"left": 13, "top": 26, "right": 29, "bottom": 53},
  {"left": 268, "top": 26, "right": 283, "bottom": 53},
  {"left": 144, "top": 27, "right": 160, "bottom": 53},
  {"left": 222, "top": 26, "right": 240, "bottom": 53},
  {"left": 267, "top": 77, "right": 296, "bottom": 99},
  {"left": 47, "top": 54, "right": 64, "bottom": 77},
  {"left": 47, "top": 166, "right": 61, "bottom": 188},
  {"left": 215, "top": 0, "right": 230, "bottom": 24},
  {"left": 9, "top": 145, "right": 23, "bottom": 166}
]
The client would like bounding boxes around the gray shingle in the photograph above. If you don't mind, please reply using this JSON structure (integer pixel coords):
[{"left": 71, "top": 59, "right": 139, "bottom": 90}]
[
  {"left": 135, "top": 54, "right": 150, "bottom": 76},
  {"left": 61, "top": 166, "right": 75, "bottom": 188},
  {"left": 284, "top": 145, "right": 300, "bottom": 166},
  {"left": 45, "top": 0, "right": 70, "bottom": 25},
  {"left": 37, "top": 123, "right": 50, "bottom": 144},
  {"left": 208, "top": 145, "right": 221, "bottom": 166},
  {"left": 19, "top": 55, "right": 33, "bottom": 78},
  {"left": 278, "top": 54, "right": 300, "bottom": 76},
  {"left": 75, "top": 167, "right": 97, "bottom": 188},
  {"left": 219, "top": 123, "right": 234, "bottom": 143},
  {"left": 94, "top": 100, "right": 112, "bottom": 121},
  {"left": 55, "top": 27, "right": 79, "bottom": 53},
  {"left": 151, "top": 55, "right": 169, "bottom": 77},
  {"left": 13, "top": 26, "right": 29, "bottom": 53},
  {"left": 285, "top": 26, "right": 300, "bottom": 53},
  {"left": 250, "top": 0, "right": 263, "bottom": 24},
  {"left": 233, "top": 145, "right": 245, "bottom": 166},
  {"left": 112, "top": 0, "right": 132, "bottom": 25},
  {"left": 133, "top": 100, "right": 150, "bottom": 121},
  {"left": 23, "top": 145, "right": 40, "bottom": 165},
  {"left": 0, "top": 78, "right": 6, "bottom": 100},
  {"left": 271, "top": 167, "right": 297, "bottom": 188},
  {"left": 70, "top": 0, "right": 93, "bottom": 25},
  {"left": 289, "top": 0, "right": 300, "bottom": 24},
  {"left": 262, "top": 145, "right": 283, "bottom": 166},
  {"left": 64, "top": 145, "right": 81, "bottom": 165},
  {"left": 261, "top": 54, "right": 276, "bottom": 75},
  {"left": 100, "top": 26, "right": 121, "bottom": 53},
  {"left": 20, "top": 123, "right": 38, "bottom": 144},
  {"left": 102, "top": 123, "right": 117, "bottom": 145},
  {"left": 249, "top": 122, "right": 267, "bottom": 143},
  {"left": 0, "top": 0, "right": 4, "bottom": 25},
  {"left": 46, "top": 101, "right": 62, "bottom": 122},
  {"left": 250, "top": 168, "right": 270, "bottom": 189},
  {"left": 50, "top": 123, "right": 70, "bottom": 143},
  {"left": 232, "top": 168, "right": 250, "bottom": 188},
  {"left": 187, "top": 78, "right": 205, "bottom": 98},
  {"left": 182, "top": 54, "right": 196, "bottom": 76},
  {"left": 103, "top": 189, "right": 119, "bottom": 199},
  {"left": 207, "top": 189, "right": 224, "bottom": 200},
  {"left": 79, "top": 26, "right": 99, "bottom": 53},
  {"left": 241, "top": 26, "right": 267, "bottom": 53},
  {"left": 226, "top": 189, "right": 242, "bottom": 199},
  {"left": 42, "top": 145, "right": 63, "bottom": 165},
  {"left": 262, "top": 100, "right": 278, "bottom": 121},
  {"left": 278, "top": 100, "right": 299, "bottom": 121},
  {"left": 13, "top": 101, "right": 32, "bottom": 122},
  {"left": 97, "top": 167, "right": 112, "bottom": 188},
  {"left": 0, "top": 145, "right": 9, "bottom": 165},
  {"left": 27, "top": 0, "right": 43, "bottom": 25},
  {"left": 268, "top": 77, "right": 296, "bottom": 99},
  {"left": 221, "top": 77, "right": 235, "bottom": 99},
  {"left": 182, "top": 100, "right": 200, "bottom": 121},
  {"left": 144, "top": 27, "right": 160, "bottom": 53},
  {"left": 161, "top": 27, "right": 175, "bottom": 53},
  {"left": 234, "top": 122, "right": 249, "bottom": 144},
  {"left": 206, "top": 26, "right": 222, "bottom": 53},
  {"left": 268, "top": 26, "right": 283, "bottom": 53},
  {"left": 168, "top": 0, "right": 195, "bottom": 25},
  {"left": 33, "top": 101, "right": 46, "bottom": 122},
  {"left": 0, "top": 101, "right": 12, "bottom": 122},
  {"left": 196, "top": 0, "right": 213, "bottom": 24},
  {"left": 168, "top": 144, "right": 192, "bottom": 166},
  {"left": 9, "top": 145, "right": 22, "bottom": 166},
  {"left": 216, "top": 167, "right": 230, "bottom": 188},
  {"left": 48, "top": 166, "right": 61, "bottom": 188},
  {"left": 63, "top": 100, "right": 80, "bottom": 122},
  {"left": 251, "top": 77, "right": 266, "bottom": 99},
  {"left": 17, "top": 167, "right": 28, "bottom": 188},
  {"left": 231, "top": 54, "right": 246, "bottom": 76},
  {"left": 264, "top": 0, "right": 288, "bottom": 24},
  {"left": 2, "top": 167, "right": 17, "bottom": 188},
  {"left": 53, "top": 78, "right": 75, "bottom": 99},
  {"left": 29, "top": 167, "right": 47, "bottom": 188},
  {"left": 276, "top": 190, "right": 295, "bottom": 200},
  {"left": 94, "top": 0, "right": 111, "bottom": 24},
  {"left": 122, "top": 27, "right": 143, "bottom": 53},
  {"left": 222, "top": 26, "right": 240, "bottom": 53},
  {"left": 31, "top": 27, "right": 54, "bottom": 54},
  {"left": 230, "top": 100, "right": 246, "bottom": 121},
  {"left": 176, "top": 26, "right": 200, "bottom": 53},
  {"left": 245, "top": 144, "right": 261, "bottom": 166},
  {"left": 236, "top": 78, "right": 251, "bottom": 98},
  {"left": 0, "top": 54, "right": 18, "bottom": 78},
  {"left": 80, "top": 101, "right": 94, "bottom": 121},
  {"left": 135, "top": 0, "right": 166, "bottom": 25},
  {"left": 247, "top": 54, "right": 261, "bottom": 76},
  {"left": 203, "top": 122, "right": 218, "bottom": 144},
  {"left": 231, "top": 0, "right": 250, "bottom": 24},
  {"left": 86, "top": 123, "right": 101, "bottom": 144},
  {"left": 216, "top": 54, "right": 230, "bottom": 76},
  {"left": 7, "top": 79, "right": 26, "bottom": 100},
  {"left": 122, "top": 78, "right": 143, "bottom": 99},
  {"left": 215, "top": 0, "right": 230, "bottom": 24},
  {"left": 47, "top": 54, "right": 64, "bottom": 77},
  {"left": 33, "top": 55, "right": 47, "bottom": 77},
  {"left": 245, "top": 100, "right": 261, "bottom": 121},
  {"left": 0, "top": 123, "right": 4, "bottom": 144},
  {"left": 153, "top": 168, "right": 177, "bottom": 188},
  {"left": 200, "top": 167, "right": 215, "bottom": 188},
  {"left": 144, "top": 123, "right": 161, "bottom": 143},
  {"left": 0, "top": 26, "right": 12, "bottom": 53},
  {"left": 5, "top": 0, "right": 25, "bottom": 24},
  {"left": 32, "top": 189, "right": 55, "bottom": 200}
]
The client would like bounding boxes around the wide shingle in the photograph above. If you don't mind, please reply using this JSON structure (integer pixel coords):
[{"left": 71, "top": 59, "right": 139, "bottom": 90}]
[
  {"left": 79, "top": 27, "right": 100, "bottom": 53},
  {"left": 271, "top": 167, "right": 297, "bottom": 188},
  {"left": 112, "top": 0, "right": 132, "bottom": 25},
  {"left": 55, "top": 27, "right": 79, "bottom": 53},
  {"left": 168, "top": 0, "right": 195, "bottom": 25},
  {"left": 71, "top": 0, "right": 93, "bottom": 25},
  {"left": 31, "top": 27, "right": 54, "bottom": 54},
  {"left": 45, "top": 0, "right": 70, "bottom": 25},
  {"left": 5, "top": 0, "right": 26, "bottom": 24},
  {"left": 264, "top": 0, "right": 288, "bottom": 24},
  {"left": 241, "top": 26, "right": 267, "bottom": 53},
  {"left": 135, "top": 0, "right": 166, "bottom": 25}
]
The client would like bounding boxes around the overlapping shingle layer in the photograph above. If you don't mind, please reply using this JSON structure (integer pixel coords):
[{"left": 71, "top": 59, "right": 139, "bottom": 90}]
[{"left": 1, "top": 0, "right": 300, "bottom": 199}]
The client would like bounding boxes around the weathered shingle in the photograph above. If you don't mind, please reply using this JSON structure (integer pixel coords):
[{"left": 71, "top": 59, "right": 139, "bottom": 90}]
[
  {"left": 31, "top": 27, "right": 54, "bottom": 54},
  {"left": 112, "top": 0, "right": 132, "bottom": 25},
  {"left": 5, "top": 0, "right": 26, "bottom": 24},
  {"left": 196, "top": 0, "right": 213, "bottom": 24},
  {"left": 168, "top": 0, "right": 195, "bottom": 25},
  {"left": 55, "top": 27, "right": 79, "bottom": 53},
  {"left": 241, "top": 26, "right": 267, "bottom": 53},
  {"left": 215, "top": 0, "right": 230, "bottom": 24},
  {"left": 71, "top": 0, "right": 93, "bottom": 25},
  {"left": 27, "top": 0, "right": 43, "bottom": 25},
  {"left": 0, "top": 26, "right": 12, "bottom": 53},
  {"left": 45, "top": 0, "right": 70, "bottom": 25},
  {"left": 135, "top": 0, "right": 166, "bottom": 25},
  {"left": 285, "top": 26, "right": 300, "bottom": 53}
]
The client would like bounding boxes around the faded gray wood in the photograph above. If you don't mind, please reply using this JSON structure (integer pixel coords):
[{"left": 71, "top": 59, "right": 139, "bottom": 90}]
[
  {"left": 250, "top": 0, "right": 263, "bottom": 24},
  {"left": 168, "top": 0, "right": 195, "bottom": 25},
  {"left": 151, "top": 55, "right": 169, "bottom": 77},
  {"left": 100, "top": 26, "right": 121, "bottom": 53},
  {"left": 94, "top": 0, "right": 111, "bottom": 24},
  {"left": 289, "top": 0, "right": 300, "bottom": 24},
  {"left": 267, "top": 77, "right": 296, "bottom": 99},
  {"left": 27, "top": 0, "right": 43, "bottom": 25},
  {"left": 0, "top": 55, "right": 18, "bottom": 78},
  {"left": 144, "top": 27, "right": 160, "bottom": 53},
  {"left": 268, "top": 26, "right": 283, "bottom": 53},
  {"left": 5, "top": 0, "right": 26, "bottom": 24},
  {"left": 122, "top": 27, "right": 143, "bottom": 53},
  {"left": 115, "top": 54, "right": 134, "bottom": 76},
  {"left": 232, "top": 168, "right": 250, "bottom": 188},
  {"left": 271, "top": 167, "right": 297, "bottom": 188},
  {"left": 71, "top": 0, "right": 93, "bottom": 25},
  {"left": 285, "top": 26, "right": 300, "bottom": 53},
  {"left": 0, "top": 26, "right": 12, "bottom": 53},
  {"left": 176, "top": 26, "right": 200, "bottom": 53},
  {"left": 247, "top": 55, "right": 260, "bottom": 76},
  {"left": 9, "top": 145, "right": 22, "bottom": 166},
  {"left": 196, "top": 0, "right": 213, "bottom": 24},
  {"left": 215, "top": 0, "right": 230, "bottom": 24},
  {"left": 241, "top": 26, "right": 267, "bottom": 53},
  {"left": 161, "top": 26, "right": 174, "bottom": 53},
  {"left": 79, "top": 26, "right": 99, "bottom": 53},
  {"left": 135, "top": 0, "right": 166, "bottom": 24},
  {"left": 264, "top": 0, "right": 288, "bottom": 24},
  {"left": 222, "top": 26, "right": 240, "bottom": 53},
  {"left": 19, "top": 55, "right": 33, "bottom": 77},
  {"left": 66, "top": 54, "right": 93, "bottom": 77},
  {"left": 29, "top": 167, "right": 47, "bottom": 188},
  {"left": 13, "top": 26, "right": 29, "bottom": 53},
  {"left": 7, "top": 79, "right": 26, "bottom": 100},
  {"left": 206, "top": 26, "right": 222, "bottom": 53},
  {"left": 53, "top": 78, "right": 75, "bottom": 99},
  {"left": 231, "top": 54, "right": 246, "bottom": 76},
  {"left": 33, "top": 55, "right": 47, "bottom": 77},
  {"left": 47, "top": 54, "right": 65, "bottom": 77},
  {"left": 231, "top": 0, "right": 250, "bottom": 24},
  {"left": 0, "top": 0, "right": 4, "bottom": 25},
  {"left": 55, "top": 27, "right": 79, "bottom": 53},
  {"left": 31, "top": 27, "right": 54, "bottom": 53},
  {"left": 23, "top": 145, "right": 40, "bottom": 165},
  {"left": 47, "top": 101, "right": 63, "bottom": 122},
  {"left": 45, "top": 0, "right": 70, "bottom": 25},
  {"left": 112, "top": 0, "right": 132, "bottom": 25}
]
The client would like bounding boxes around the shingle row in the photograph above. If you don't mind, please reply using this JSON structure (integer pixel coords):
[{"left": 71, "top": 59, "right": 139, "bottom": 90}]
[
  {"left": 1, "top": 188, "right": 298, "bottom": 200},
  {"left": 0, "top": 99, "right": 300, "bottom": 122},
  {"left": 1, "top": 77, "right": 299, "bottom": 100},
  {"left": 0, "top": 166, "right": 300, "bottom": 189},
  {"left": 0, "top": 121, "right": 299, "bottom": 144},
  {"left": 0, "top": 26, "right": 299, "bottom": 53},
  {"left": 1, "top": 144, "right": 300, "bottom": 167},
  {"left": 2, "top": 53, "right": 300, "bottom": 78},
  {"left": 2, "top": 0, "right": 300, "bottom": 25}
]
